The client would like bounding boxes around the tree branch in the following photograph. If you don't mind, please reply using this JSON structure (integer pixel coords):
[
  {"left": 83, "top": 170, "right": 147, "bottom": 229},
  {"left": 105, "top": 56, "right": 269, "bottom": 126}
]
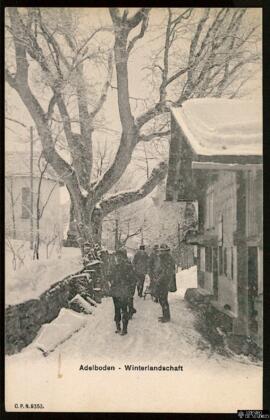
[
  {"left": 90, "top": 50, "right": 113, "bottom": 119},
  {"left": 100, "top": 161, "right": 168, "bottom": 216},
  {"left": 5, "top": 116, "right": 27, "bottom": 128},
  {"left": 126, "top": 8, "right": 151, "bottom": 30},
  {"left": 6, "top": 9, "right": 79, "bottom": 196},
  {"left": 37, "top": 8, "right": 71, "bottom": 72},
  {"left": 138, "top": 130, "right": 170, "bottom": 143},
  {"left": 121, "top": 226, "right": 142, "bottom": 245},
  {"left": 135, "top": 103, "right": 170, "bottom": 130},
  {"left": 94, "top": 10, "right": 144, "bottom": 200},
  {"left": 159, "top": 8, "right": 172, "bottom": 104},
  {"left": 8, "top": 8, "right": 29, "bottom": 85},
  {"left": 127, "top": 10, "right": 150, "bottom": 54}
]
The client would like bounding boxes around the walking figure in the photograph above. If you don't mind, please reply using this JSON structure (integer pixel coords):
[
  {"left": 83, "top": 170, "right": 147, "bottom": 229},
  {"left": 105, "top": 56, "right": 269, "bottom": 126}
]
[
  {"left": 133, "top": 245, "right": 149, "bottom": 297},
  {"left": 127, "top": 252, "right": 137, "bottom": 319},
  {"left": 148, "top": 244, "right": 160, "bottom": 302},
  {"left": 109, "top": 248, "right": 137, "bottom": 335},
  {"left": 156, "top": 243, "right": 176, "bottom": 323}
]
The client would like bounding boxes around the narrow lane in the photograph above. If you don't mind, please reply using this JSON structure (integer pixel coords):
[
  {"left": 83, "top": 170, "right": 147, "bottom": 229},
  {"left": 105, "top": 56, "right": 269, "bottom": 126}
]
[{"left": 6, "top": 267, "right": 262, "bottom": 413}]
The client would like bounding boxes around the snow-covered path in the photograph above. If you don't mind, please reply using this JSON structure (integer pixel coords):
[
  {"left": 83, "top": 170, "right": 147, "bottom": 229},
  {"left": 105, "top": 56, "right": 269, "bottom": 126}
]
[
  {"left": 56, "top": 281, "right": 209, "bottom": 363},
  {"left": 6, "top": 267, "right": 262, "bottom": 413}
]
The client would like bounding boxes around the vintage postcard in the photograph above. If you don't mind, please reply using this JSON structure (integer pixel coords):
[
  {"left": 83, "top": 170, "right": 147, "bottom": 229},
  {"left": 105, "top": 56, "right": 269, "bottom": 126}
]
[{"left": 5, "top": 7, "right": 263, "bottom": 413}]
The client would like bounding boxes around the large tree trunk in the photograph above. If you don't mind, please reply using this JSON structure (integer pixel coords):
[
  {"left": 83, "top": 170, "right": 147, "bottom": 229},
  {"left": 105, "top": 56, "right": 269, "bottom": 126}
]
[{"left": 69, "top": 195, "right": 103, "bottom": 255}]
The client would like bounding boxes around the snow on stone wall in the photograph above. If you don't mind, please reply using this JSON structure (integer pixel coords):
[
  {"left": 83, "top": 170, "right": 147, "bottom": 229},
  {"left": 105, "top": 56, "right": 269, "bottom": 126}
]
[{"left": 32, "top": 308, "right": 88, "bottom": 355}]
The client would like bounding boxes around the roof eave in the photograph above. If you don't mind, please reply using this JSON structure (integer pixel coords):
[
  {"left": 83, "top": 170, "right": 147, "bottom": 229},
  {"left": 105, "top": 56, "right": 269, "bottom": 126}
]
[{"left": 170, "top": 107, "right": 262, "bottom": 160}]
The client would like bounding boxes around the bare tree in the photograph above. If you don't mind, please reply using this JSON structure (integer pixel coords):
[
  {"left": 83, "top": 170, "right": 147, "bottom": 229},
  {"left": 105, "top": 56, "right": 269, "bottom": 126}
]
[
  {"left": 43, "top": 224, "right": 60, "bottom": 259},
  {"left": 5, "top": 8, "right": 261, "bottom": 248},
  {"left": 113, "top": 215, "right": 147, "bottom": 251},
  {"left": 6, "top": 178, "right": 21, "bottom": 239},
  {"left": 33, "top": 152, "right": 59, "bottom": 260},
  {"left": 6, "top": 238, "right": 26, "bottom": 271},
  {"left": 136, "top": 8, "right": 261, "bottom": 135}
]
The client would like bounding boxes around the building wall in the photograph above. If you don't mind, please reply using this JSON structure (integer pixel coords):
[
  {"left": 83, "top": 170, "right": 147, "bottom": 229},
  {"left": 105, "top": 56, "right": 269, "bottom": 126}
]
[
  {"left": 206, "top": 171, "right": 237, "bottom": 244},
  {"left": 245, "top": 169, "right": 263, "bottom": 295},
  {"left": 244, "top": 169, "right": 263, "bottom": 345},
  {"left": 245, "top": 169, "right": 263, "bottom": 239},
  {"left": 197, "top": 168, "right": 262, "bottom": 347},
  {"left": 200, "top": 171, "right": 238, "bottom": 315},
  {"left": 5, "top": 176, "right": 63, "bottom": 242}
]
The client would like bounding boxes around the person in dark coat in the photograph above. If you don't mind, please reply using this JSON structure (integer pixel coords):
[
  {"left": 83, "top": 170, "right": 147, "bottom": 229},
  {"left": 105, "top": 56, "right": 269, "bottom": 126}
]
[
  {"left": 156, "top": 243, "right": 176, "bottom": 323},
  {"left": 133, "top": 245, "right": 149, "bottom": 297},
  {"left": 148, "top": 244, "right": 160, "bottom": 302},
  {"left": 127, "top": 258, "right": 137, "bottom": 320},
  {"left": 114, "top": 248, "right": 137, "bottom": 319},
  {"left": 109, "top": 248, "right": 137, "bottom": 335}
]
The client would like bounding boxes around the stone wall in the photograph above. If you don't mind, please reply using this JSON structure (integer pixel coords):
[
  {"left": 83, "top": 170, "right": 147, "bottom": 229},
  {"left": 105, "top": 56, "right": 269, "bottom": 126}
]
[{"left": 5, "top": 271, "right": 95, "bottom": 355}]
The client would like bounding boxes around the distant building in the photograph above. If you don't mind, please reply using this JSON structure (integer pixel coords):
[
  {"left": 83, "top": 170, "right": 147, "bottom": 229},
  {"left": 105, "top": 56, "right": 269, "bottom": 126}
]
[
  {"left": 5, "top": 151, "right": 64, "bottom": 244},
  {"left": 166, "top": 98, "right": 263, "bottom": 350}
]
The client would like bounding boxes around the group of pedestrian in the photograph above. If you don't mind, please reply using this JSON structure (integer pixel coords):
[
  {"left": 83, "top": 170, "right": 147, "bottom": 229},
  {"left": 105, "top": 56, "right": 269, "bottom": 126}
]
[{"left": 109, "top": 243, "right": 176, "bottom": 336}]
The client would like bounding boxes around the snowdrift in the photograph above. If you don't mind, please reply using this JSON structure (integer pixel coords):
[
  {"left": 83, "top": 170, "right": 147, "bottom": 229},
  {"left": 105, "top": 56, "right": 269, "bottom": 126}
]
[
  {"left": 6, "top": 244, "right": 82, "bottom": 306},
  {"left": 32, "top": 308, "right": 88, "bottom": 355}
]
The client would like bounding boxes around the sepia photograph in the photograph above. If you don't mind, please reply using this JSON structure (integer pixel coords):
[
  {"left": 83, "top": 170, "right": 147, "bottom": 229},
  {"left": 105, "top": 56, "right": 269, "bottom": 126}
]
[{"left": 4, "top": 7, "right": 263, "bottom": 413}]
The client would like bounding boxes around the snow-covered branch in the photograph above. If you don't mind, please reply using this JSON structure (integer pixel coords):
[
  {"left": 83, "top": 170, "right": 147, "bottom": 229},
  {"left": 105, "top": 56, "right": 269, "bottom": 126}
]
[
  {"left": 100, "top": 161, "right": 168, "bottom": 216},
  {"left": 138, "top": 130, "right": 170, "bottom": 143},
  {"left": 6, "top": 9, "right": 79, "bottom": 194}
]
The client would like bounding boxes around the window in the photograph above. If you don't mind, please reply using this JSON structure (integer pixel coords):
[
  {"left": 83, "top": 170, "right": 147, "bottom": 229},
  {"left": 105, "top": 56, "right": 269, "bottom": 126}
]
[
  {"left": 205, "top": 247, "right": 212, "bottom": 272},
  {"left": 219, "top": 246, "right": 223, "bottom": 275},
  {"left": 21, "top": 187, "right": 30, "bottom": 219},
  {"left": 223, "top": 248, "right": 227, "bottom": 276}
]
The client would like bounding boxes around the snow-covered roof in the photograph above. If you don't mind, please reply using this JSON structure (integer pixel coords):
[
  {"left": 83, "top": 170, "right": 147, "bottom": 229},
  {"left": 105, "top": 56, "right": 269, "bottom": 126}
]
[{"left": 171, "top": 98, "right": 262, "bottom": 157}]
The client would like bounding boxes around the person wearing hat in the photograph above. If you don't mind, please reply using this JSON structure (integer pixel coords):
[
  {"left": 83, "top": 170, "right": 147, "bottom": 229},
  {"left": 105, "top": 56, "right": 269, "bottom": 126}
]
[
  {"left": 133, "top": 244, "right": 149, "bottom": 297},
  {"left": 156, "top": 243, "right": 176, "bottom": 323},
  {"left": 109, "top": 248, "right": 137, "bottom": 335},
  {"left": 148, "top": 244, "right": 160, "bottom": 302}
]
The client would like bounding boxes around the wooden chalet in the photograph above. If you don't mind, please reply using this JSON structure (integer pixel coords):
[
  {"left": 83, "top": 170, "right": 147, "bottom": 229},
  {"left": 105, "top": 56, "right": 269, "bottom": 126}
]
[{"left": 166, "top": 98, "right": 263, "bottom": 350}]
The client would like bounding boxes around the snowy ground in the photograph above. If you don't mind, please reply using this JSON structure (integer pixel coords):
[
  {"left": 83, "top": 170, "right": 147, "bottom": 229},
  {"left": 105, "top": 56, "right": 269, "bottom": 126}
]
[
  {"left": 5, "top": 267, "right": 262, "bottom": 413},
  {"left": 5, "top": 242, "right": 82, "bottom": 306}
]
